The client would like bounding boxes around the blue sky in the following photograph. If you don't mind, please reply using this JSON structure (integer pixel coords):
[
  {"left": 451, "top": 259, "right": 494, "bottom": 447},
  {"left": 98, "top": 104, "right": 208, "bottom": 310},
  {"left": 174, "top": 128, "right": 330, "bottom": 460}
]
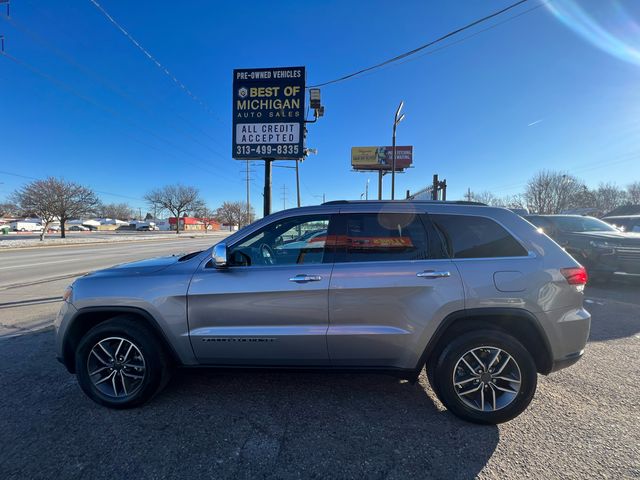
[{"left": 1, "top": 0, "right": 640, "bottom": 215}]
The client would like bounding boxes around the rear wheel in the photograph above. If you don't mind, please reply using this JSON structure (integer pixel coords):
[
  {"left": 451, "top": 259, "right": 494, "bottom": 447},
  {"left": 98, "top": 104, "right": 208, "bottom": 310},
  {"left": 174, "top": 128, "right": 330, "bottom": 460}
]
[
  {"left": 430, "top": 330, "right": 537, "bottom": 424},
  {"left": 75, "top": 317, "right": 170, "bottom": 408}
]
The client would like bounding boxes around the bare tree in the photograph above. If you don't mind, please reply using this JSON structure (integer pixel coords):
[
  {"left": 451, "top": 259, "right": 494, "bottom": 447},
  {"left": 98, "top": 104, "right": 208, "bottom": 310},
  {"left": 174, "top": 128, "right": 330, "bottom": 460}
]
[
  {"left": 55, "top": 179, "right": 100, "bottom": 238},
  {"left": 194, "top": 205, "right": 217, "bottom": 233},
  {"left": 525, "top": 171, "right": 587, "bottom": 214},
  {"left": 500, "top": 194, "right": 528, "bottom": 210},
  {"left": 627, "top": 181, "right": 640, "bottom": 205},
  {"left": 594, "top": 182, "right": 627, "bottom": 215},
  {"left": 97, "top": 202, "right": 133, "bottom": 220},
  {"left": 0, "top": 201, "right": 18, "bottom": 217},
  {"left": 12, "top": 177, "right": 99, "bottom": 239},
  {"left": 215, "top": 201, "right": 254, "bottom": 229},
  {"left": 470, "top": 191, "right": 500, "bottom": 206},
  {"left": 12, "top": 180, "right": 57, "bottom": 241},
  {"left": 144, "top": 185, "right": 204, "bottom": 234}
]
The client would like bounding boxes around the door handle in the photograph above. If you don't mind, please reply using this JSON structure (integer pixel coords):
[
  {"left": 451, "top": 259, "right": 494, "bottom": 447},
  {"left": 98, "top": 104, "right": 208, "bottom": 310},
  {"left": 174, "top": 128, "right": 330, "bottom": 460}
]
[
  {"left": 289, "top": 274, "right": 323, "bottom": 283},
  {"left": 417, "top": 270, "right": 451, "bottom": 279}
]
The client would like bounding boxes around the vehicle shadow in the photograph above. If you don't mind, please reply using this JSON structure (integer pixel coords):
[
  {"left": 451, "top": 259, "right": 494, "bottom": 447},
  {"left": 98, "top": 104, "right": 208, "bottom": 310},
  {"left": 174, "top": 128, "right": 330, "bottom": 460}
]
[
  {"left": 0, "top": 329, "right": 500, "bottom": 480},
  {"left": 585, "top": 278, "right": 640, "bottom": 342}
]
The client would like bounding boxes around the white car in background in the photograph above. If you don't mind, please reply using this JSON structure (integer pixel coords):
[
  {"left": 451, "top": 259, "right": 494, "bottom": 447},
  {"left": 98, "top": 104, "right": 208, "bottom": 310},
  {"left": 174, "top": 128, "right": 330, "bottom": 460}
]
[{"left": 10, "top": 221, "right": 44, "bottom": 232}]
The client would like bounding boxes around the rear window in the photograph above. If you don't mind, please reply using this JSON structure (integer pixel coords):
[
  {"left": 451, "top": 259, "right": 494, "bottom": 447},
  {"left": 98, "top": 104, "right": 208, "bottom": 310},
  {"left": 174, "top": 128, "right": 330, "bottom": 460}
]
[{"left": 431, "top": 214, "right": 528, "bottom": 258}]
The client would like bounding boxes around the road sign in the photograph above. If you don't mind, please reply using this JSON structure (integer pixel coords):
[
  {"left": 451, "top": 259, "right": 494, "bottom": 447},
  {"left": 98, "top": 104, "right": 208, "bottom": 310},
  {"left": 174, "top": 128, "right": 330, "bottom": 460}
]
[
  {"left": 351, "top": 146, "right": 413, "bottom": 171},
  {"left": 232, "top": 66, "right": 306, "bottom": 160}
]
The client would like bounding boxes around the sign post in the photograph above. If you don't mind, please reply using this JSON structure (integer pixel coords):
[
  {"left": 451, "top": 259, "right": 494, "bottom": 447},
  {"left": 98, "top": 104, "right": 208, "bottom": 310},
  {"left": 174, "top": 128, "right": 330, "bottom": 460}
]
[{"left": 232, "top": 66, "right": 306, "bottom": 216}]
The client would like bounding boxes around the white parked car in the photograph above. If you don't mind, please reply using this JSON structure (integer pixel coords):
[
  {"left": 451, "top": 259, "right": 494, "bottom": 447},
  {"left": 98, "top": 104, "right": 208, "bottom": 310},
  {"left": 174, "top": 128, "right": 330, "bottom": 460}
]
[{"left": 10, "top": 221, "right": 44, "bottom": 232}]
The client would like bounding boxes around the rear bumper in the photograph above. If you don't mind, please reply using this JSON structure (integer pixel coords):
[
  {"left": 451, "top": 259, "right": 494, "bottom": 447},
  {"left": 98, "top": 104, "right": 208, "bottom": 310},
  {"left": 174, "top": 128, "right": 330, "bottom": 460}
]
[
  {"left": 541, "top": 307, "right": 590, "bottom": 373},
  {"left": 550, "top": 349, "right": 584, "bottom": 373}
]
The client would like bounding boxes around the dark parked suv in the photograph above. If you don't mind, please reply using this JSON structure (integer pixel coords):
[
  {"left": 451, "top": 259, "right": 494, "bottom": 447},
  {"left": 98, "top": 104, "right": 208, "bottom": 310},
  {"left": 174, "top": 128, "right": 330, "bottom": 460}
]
[
  {"left": 56, "top": 201, "right": 590, "bottom": 424},
  {"left": 526, "top": 214, "right": 640, "bottom": 280}
]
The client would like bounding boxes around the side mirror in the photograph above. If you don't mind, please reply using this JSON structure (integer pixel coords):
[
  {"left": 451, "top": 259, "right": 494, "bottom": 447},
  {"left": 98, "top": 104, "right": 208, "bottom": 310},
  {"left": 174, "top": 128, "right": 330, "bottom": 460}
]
[{"left": 213, "top": 243, "right": 228, "bottom": 268}]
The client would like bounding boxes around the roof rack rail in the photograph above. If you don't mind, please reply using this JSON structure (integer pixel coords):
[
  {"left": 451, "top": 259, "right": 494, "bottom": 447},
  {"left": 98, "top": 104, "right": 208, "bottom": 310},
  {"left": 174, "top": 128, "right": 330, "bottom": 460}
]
[{"left": 322, "top": 200, "right": 487, "bottom": 206}]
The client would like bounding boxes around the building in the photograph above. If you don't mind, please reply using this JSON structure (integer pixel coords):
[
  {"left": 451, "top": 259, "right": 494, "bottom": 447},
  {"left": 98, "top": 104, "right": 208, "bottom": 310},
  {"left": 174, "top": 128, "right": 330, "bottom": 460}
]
[{"left": 168, "top": 217, "right": 220, "bottom": 231}]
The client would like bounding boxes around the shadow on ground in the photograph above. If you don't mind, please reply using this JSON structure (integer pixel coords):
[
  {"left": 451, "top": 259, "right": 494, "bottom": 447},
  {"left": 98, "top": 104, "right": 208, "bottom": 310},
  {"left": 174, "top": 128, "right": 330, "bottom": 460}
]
[{"left": 0, "top": 329, "right": 498, "bottom": 480}]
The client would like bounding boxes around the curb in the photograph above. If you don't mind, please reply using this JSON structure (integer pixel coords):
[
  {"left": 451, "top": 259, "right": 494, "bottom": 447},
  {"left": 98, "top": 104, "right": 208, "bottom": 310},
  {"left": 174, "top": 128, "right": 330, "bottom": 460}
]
[{"left": 0, "top": 233, "right": 229, "bottom": 252}]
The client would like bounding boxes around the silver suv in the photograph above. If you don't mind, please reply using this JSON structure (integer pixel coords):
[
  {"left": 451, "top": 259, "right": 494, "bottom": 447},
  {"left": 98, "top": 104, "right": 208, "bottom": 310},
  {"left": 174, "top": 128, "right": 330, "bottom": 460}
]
[{"left": 55, "top": 201, "right": 590, "bottom": 424}]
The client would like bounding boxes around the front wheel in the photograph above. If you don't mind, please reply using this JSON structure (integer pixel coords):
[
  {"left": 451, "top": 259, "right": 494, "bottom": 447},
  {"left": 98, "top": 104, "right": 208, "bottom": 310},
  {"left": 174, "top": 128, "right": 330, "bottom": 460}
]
[
  {"left": 75, "top": 317, "right": 170, "bottom": 408},
  {"left": 430, "top": 330, "right": 537, "bottom": 424}
]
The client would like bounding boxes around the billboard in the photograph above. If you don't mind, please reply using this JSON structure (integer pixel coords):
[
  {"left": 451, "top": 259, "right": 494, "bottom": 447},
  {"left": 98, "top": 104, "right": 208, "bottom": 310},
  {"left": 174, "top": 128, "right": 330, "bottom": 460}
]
[
  {"left": 232, "top": 66, "right": 305, "bottom": 160},
  {"left": 351, "top": 146, "right": 413, "bottom": 171}
]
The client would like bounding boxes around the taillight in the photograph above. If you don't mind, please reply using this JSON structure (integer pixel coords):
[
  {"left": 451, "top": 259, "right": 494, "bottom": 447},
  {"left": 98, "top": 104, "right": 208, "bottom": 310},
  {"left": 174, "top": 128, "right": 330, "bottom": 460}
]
[{"left": 561, "top": 267, "right": 588, "bottom": 285}]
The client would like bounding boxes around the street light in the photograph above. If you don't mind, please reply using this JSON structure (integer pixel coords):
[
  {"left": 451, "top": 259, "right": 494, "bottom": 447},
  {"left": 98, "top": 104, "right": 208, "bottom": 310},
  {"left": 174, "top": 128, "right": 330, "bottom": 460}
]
[{"left": 391, "top": 101, "right": 405, "bottom": 200}]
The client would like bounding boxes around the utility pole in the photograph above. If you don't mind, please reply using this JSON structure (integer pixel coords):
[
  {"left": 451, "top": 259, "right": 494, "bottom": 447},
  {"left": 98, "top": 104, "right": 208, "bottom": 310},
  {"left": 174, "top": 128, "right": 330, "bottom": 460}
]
[
  {"left": 263, "top": 160, "right": 272, "bottom": 216},
  {"left": 295, "top": 159, "right": 301, "bottom": 208},
  {"left": 245, "top": 160, "right": 251, "bottom": 222},
  {"left": 391, "top": 101, "right": 406, "bottom": 200},
  {"left": 365, "top": 178, "right": 369, "bottom": 200},
  {"left": 466, "top": 187, "right": 472, "bottom": 202},
  {"left": 281, "top": 184, "right": 288, "bottom": 210}
]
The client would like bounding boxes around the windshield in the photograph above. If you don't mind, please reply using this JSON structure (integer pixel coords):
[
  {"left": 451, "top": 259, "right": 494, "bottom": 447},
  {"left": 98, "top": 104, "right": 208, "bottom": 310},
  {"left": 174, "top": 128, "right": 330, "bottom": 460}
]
[{"left": 550, "top": 216, "right": 617, "bottom": 233}]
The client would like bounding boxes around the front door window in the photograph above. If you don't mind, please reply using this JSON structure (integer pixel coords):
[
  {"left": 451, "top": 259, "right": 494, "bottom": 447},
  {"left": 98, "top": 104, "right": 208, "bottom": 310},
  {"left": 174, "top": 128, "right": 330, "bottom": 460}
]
[{"left": 228, "top": 215, "right": 332, "bottom": 267}]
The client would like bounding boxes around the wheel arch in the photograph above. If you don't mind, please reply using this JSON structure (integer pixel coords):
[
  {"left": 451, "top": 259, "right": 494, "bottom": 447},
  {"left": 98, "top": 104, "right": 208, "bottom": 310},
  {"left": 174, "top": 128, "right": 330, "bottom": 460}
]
[
  {"left": 61, "top": 306, "right": 181, "bottom": 373},
  {"left": 417, "top": 308, "right": 553, "bottom": 377}
]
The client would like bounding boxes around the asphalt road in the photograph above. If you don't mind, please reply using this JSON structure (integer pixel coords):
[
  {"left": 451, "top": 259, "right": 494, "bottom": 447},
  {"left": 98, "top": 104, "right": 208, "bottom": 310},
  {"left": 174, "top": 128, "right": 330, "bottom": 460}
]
[
  {"left": 0, "top": 234, "right": 227, "bottom": 337},
  {"left": 0, "top": 241, "right": 638, "bottom": 479}
]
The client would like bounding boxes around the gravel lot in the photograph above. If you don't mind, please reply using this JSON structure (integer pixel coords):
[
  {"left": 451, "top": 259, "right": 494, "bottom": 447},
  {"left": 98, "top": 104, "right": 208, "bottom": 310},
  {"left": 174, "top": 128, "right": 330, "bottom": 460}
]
[{"left": 0, "top": 282, "right": 638, "bottom": 479}]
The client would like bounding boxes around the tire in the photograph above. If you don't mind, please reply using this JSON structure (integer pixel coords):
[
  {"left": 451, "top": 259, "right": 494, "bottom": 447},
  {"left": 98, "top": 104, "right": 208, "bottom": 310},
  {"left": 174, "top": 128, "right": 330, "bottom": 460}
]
[
  {"left": 75, "top": 316, "right": 171, "bottom": 409},
  {"left": 431, "top": 329, "right": 537, "bottom": 424}
]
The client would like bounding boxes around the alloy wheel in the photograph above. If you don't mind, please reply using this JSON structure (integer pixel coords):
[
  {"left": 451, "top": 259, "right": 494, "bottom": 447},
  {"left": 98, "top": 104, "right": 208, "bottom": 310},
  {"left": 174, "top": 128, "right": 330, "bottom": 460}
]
[
  {"left": 87, "top": 337, "right": 146, "bottom": 398},
  {"left": 452, "top": 346, "right": 521, "bottom": 412}
]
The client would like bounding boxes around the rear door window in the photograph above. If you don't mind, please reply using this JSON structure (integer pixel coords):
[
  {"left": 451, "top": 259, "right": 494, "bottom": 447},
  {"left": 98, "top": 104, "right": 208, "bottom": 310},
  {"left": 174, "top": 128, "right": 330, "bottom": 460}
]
[
  {"left": 334, "top": 212, "right": 431, "bottom": 263},
  {"left": 431, "top": 214, "right": 528, "bottom": 258}
]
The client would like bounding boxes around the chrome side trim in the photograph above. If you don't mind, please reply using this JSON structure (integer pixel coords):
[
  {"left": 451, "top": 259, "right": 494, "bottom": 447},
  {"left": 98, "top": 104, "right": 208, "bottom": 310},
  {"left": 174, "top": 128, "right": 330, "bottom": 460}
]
[{"left": 190, "top": 325, "right": 328, "bottom": 337}]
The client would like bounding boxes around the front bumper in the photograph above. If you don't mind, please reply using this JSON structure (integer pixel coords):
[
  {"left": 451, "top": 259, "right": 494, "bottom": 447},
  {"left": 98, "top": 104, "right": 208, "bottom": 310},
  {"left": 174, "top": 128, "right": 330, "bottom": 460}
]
[
  {"left": 588, "top": 248, "right": 640, "bottom": 275},
  {"left": 54, "top": 301, "right": 77, "bottom": 367}
]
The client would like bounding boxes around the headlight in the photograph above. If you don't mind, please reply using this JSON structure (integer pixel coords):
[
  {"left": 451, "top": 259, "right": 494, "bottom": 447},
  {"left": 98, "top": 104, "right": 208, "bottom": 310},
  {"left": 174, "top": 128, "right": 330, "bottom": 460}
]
[
  {"left": 589, "top": 240, "right": 615, "bottom": 254},
  {"left": 62, "top": 285, "right": 73, "bottom": 303},
  {"left": 589, "top": 240, "right": 611, "bottom": 249}
]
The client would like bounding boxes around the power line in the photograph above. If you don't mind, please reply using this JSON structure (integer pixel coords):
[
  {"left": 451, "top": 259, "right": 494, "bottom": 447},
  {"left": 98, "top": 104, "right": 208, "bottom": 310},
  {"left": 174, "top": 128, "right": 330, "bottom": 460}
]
[
  {"left": 0, "top": 169, "right": 146, "bottom": 202},
  {"left": 481, "top": 151, "right": 640, "bottom": 194},
  {"left": 341, "top": 1, "right": 550, "bottom": 86},
  {"left": 7, "top": 0, "right": 227, "bottom": 149},
  {"left": 309, "top": 0, "right": 530, "bottom": 88},
  {"left": 2, "top": 14, "right": 228, "bottom": 161},
  {"left": 0, "top": 50, "right": 238, "bottom": 184},
  {"left": 87, "top": 0, "right": 224, "bottom": 124}
]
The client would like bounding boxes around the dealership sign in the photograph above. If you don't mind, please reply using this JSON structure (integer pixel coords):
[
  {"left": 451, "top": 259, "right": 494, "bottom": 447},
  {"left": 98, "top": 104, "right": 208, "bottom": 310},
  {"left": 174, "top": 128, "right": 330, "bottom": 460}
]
[
  {"left": 351, "top": 146, "right": 413, "bottom": 171},
  {"left": 232, "top": 66, "right": 305, "bottom": 160}
]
